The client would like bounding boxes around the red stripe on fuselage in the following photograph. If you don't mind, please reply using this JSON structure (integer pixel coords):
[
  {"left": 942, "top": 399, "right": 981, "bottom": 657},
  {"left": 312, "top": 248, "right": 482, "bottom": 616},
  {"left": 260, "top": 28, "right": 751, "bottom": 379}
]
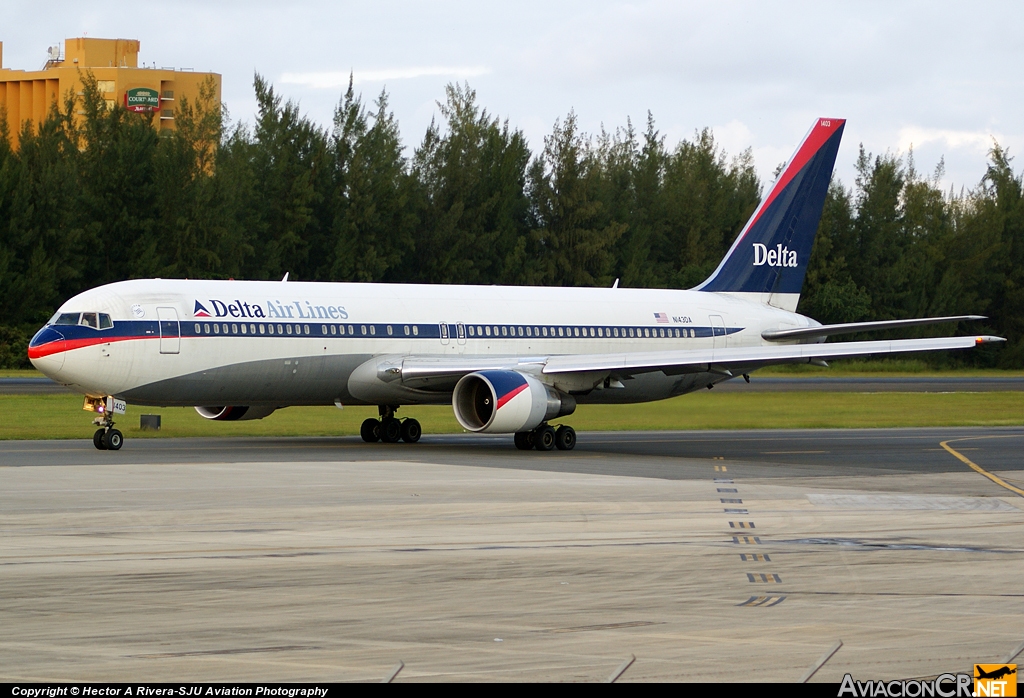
[
  {"left": 27, "top": 334, "right": 156, "bottom": 359},
  {"left": 495, "top": 382, "right": 528, "bottom": 410}
]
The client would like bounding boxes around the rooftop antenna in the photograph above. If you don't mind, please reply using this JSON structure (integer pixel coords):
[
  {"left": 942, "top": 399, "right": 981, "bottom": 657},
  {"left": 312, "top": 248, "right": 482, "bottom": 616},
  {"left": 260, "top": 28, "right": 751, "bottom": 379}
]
[
  {"left": 612, "top": 278, "right": 619, "bottom": 289},
  {"left": 281, "top": 272, "right": 289, "bottom": 282}
]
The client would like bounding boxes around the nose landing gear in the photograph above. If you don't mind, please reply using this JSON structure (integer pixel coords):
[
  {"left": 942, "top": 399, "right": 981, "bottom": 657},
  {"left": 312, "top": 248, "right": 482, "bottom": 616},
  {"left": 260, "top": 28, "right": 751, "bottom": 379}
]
[
  {"left": 93, "top": 427, "right": 123, "bottom": 451},
  {"left": 89, "top": 405, "right": 123, "bottom": 450}
]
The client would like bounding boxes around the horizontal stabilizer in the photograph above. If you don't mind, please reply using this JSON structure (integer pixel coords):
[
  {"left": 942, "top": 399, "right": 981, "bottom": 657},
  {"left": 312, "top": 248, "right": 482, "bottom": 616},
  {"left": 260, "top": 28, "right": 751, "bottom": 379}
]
[{"left": 762, "top": 315, "right": 987, "bottom": 341}]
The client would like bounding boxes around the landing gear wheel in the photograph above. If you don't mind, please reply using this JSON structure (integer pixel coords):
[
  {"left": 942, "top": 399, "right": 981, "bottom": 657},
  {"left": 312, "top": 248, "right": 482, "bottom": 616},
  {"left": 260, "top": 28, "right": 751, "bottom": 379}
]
[
  {"left": 102, "top": 429, "right": 123, "bottom": 451},
  {"left": 514, "top": 432, "right": 534, "bottom": 450},
  {"left": 534, "top": 425, "right": 556, "bottom": 451},
  {"left": 555, "top": 425, "right": 576, "bottom": 451},
  {"left": 381, "top": 417, "right": 402, "bottom": 443},
  {"left": 401, "top": 418, "right": 422, "bottom": 443},
  {"left": 360, "top": 418, "right": 381, "bottom": 442},
  {"left": 93, "top": 428, "right": 108, "bottom": 450}
]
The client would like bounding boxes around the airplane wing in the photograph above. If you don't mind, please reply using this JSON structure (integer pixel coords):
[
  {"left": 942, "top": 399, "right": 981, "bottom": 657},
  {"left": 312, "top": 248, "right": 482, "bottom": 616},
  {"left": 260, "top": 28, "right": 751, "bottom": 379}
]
[
  {"left": 395, "top": 335, "right": 1004, "bottom": 388},
  {"left": 540, "top": 335, "right": 1004, "bottom": 376}
]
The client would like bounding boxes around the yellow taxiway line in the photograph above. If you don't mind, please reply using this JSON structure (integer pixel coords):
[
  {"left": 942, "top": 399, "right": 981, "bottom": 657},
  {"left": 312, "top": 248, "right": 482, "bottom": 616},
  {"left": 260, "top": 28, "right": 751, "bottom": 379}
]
[{"left": 940, "top": 436, "right": 1024, "bottom": 497}]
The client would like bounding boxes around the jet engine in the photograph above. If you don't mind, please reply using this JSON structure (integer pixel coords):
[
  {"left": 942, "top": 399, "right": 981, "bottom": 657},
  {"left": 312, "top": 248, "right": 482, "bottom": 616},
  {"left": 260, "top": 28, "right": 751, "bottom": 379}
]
[
  {"left": 194, "top": 405, "right": 278, "bottom": 421},
  {"left": 452, "top": 370, "right": 575, "bottom": 433}
]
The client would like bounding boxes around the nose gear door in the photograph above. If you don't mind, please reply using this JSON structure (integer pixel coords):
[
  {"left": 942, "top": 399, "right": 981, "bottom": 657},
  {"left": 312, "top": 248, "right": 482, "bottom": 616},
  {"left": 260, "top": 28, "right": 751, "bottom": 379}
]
[{"left": 157, "top": 307, "right": 180, "bottom": 354}]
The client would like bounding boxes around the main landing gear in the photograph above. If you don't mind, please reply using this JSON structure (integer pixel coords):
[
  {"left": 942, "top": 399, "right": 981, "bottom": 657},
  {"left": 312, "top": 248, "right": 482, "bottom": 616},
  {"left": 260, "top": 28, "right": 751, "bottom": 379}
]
[
  {"left": 514, "top": 424, "right": 577, "bottom": 452},
  {"left": 361, "top": 405, "right": 421, "bottom": 444}
]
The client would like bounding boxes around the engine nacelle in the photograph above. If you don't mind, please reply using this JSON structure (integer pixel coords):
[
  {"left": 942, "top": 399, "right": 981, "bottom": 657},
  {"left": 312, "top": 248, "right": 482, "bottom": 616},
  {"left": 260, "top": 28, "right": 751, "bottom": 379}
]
[
  {"left": 453, "top": 370, "right": 575, "bottom": 433},
  {"left": 194, "top": 405, "right": 278, "bottom": 421}
]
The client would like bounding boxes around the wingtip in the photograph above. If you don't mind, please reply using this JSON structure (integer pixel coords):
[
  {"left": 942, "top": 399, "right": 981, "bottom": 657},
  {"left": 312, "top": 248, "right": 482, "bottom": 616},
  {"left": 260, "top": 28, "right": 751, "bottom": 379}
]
[{"left": 976, "top": 335, "right": 1007, "bottom": 344}]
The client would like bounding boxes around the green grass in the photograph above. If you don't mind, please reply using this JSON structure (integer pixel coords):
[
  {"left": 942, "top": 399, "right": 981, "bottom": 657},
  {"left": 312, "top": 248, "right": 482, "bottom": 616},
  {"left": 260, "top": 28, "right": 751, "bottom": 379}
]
[
  {"left": 0, "top": 369, "right": 44, "bottom": 378},
  {"left": 2, "top": 391, "right": 1022, "bottom": 441}
]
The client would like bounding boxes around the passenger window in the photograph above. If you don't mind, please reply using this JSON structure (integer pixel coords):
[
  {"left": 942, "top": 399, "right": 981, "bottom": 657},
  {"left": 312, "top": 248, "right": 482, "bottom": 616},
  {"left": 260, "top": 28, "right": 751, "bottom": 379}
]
[
  {"left": 574, "top": 327, "right": 580, "bottom": 337},
  {"left": 260, "top": 324, "right": 265, "bottom": 334},
  {"left": 331, "top": 325, "right": 337, "bottom": 335},
  {"left": 370, "top": 325, "right": 376, "bottom": 335},
  {"left": 558, "top": 327, "right": 564, "bottom": 337},
  {"left": 232, "top": 324, "right": 238, "bottom": 334},
  {"left": 322, "top": 325, "right": 328, "bottom": 334},
  {"left": 222, "top": 324, "right": 229, "bottom": 334},
  {"left": 99, "top": 313, "right": 113, "bottom": 329},
  {"left": 405, "top": 325, "right": 411, "bottom": 336},
  {"left": 525, "top": 327, "right": 531, "bottom": 337},
  {"left": 304, "top": 325, "right": 310, "bottom": 335},
  {"left": 286, "top": 325, "right": 293, "bottom": 335},
  {"left": 195, "top": 324, "right": 201, "bottom": 333},
  {"left": 485, "top": 326, "right": 492, "bottom": 336},
  {"left": 214, "top": 324, "right": 220, "bottom": 334},
  {"left": 241, "top": 324, "right": 247, "bottom": 334},
  {"left": 412, "top": 326, "right": 419, "bottom": 336},
  {"left": 387, "top": 325, "right": 393, "bottom": 336}
]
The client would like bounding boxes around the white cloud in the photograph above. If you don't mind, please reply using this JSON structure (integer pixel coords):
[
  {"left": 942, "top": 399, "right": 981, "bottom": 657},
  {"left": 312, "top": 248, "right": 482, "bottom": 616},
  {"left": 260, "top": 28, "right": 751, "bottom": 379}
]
[
  {"left": 897, "top": 126, "right": 1000, "bottom": 155},
  {"left": 281, "top": 66, "right": 491, "bottom": 89}
]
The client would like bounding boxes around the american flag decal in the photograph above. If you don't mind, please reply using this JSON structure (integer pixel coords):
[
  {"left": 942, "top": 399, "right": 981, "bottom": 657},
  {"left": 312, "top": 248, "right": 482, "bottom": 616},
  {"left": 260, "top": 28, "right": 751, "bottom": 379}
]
[{"left": 654, "top": 312, "right": 669, "bottom": 323}]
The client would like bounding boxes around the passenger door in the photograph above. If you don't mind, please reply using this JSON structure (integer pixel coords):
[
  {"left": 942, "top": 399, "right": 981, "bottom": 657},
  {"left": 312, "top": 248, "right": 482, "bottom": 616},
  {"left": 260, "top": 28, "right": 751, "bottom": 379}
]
[
  {"left": 709, "top": 315, "right": 726, "bottom": 355},
  {"left": 157, "top": 307, "right": 180, "bottom": 354}
]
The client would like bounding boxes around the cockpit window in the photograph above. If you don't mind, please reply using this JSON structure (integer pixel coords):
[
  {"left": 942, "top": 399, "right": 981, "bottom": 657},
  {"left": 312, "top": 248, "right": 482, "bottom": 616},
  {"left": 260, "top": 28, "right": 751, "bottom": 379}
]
[
  {"left": 81, "top": 312, "right": 99, "bottom": 329},
  {"left": 55, "top": 313, "right": 81, "bottom": 326},
  {"left": 99, "top": 313, "right": 113, "bottom": 329}
]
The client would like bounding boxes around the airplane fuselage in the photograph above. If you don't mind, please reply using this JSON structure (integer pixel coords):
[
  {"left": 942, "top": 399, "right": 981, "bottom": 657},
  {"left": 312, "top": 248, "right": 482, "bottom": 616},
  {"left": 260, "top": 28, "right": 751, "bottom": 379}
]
[{"left": 29, "top": 278, "right": 817, "bottom": 408}]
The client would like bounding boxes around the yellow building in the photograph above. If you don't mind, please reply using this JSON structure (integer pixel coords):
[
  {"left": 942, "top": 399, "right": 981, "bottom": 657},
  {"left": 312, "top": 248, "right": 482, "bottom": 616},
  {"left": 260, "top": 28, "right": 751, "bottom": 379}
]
[{"left": 0, "top": 37, "right": 221, "bottom": 147}]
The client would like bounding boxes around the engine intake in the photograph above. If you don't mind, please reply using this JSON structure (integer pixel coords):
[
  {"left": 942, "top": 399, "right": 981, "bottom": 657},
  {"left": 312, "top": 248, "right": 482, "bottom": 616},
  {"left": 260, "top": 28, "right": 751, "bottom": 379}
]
[
  {"left": 194, "top": 405, "right": 277, "bottom": 421},
  {"left": 452, "top": 370, "right": 575, "bottom": 433}
]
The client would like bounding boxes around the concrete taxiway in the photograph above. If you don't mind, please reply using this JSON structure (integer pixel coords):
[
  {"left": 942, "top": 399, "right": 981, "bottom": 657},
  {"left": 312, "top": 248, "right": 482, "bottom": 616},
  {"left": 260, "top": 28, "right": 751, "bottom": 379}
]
[{"left": 1, "top": 429, "right": 1022, "bottom": 682}]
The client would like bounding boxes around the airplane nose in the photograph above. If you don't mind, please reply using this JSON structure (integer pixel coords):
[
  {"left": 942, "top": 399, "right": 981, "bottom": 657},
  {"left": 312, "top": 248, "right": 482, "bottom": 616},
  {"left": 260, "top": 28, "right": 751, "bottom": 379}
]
[{"left": 28, "top": 327, "right": 67, "bottom": 375}]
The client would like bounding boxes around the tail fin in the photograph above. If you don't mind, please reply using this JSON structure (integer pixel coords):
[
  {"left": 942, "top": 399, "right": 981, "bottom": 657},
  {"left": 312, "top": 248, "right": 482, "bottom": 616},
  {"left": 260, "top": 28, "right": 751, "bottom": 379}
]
[{"left": 693, "top": 118, "right": 845, "bottom": 311}]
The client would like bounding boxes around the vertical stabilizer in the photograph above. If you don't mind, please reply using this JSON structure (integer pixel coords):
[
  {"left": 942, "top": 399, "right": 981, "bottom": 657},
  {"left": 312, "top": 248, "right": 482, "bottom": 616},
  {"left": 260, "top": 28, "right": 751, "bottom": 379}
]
[{"left": 693, "top": 118, "right": 845, "bottom": 311}]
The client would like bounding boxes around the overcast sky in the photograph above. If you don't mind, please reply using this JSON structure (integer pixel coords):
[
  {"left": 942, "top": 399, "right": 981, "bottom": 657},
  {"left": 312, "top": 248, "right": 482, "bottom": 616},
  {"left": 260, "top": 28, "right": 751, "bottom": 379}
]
[{"left": 4, "top": 0, "right": 1023, "bottom": 193}]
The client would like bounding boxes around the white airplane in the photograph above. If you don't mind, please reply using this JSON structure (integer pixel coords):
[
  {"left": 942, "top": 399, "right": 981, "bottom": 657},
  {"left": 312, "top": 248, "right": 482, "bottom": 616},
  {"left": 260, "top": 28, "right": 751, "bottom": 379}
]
[{"left": 28, "top": 118, "right": 1002, "bottom": 451}]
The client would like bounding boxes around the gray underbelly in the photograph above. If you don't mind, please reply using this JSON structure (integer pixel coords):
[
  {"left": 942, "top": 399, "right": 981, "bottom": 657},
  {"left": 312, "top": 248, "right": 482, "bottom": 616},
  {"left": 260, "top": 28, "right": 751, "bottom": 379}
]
[{"left": 120, "top": 353, "right": 374, "bottom": 406}]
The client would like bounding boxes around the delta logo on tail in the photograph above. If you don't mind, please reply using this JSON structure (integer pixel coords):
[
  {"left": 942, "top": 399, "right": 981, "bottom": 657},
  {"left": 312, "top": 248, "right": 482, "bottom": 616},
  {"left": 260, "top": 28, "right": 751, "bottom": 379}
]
[{"left": 194, "top": 301, "right": 212, "bottom": 318}]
